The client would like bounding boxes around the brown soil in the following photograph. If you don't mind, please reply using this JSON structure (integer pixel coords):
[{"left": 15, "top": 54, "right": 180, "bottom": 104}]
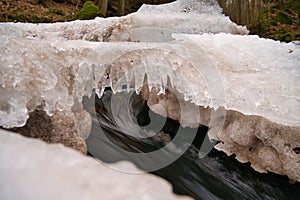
[{"left": 0, "top": 0, "right": 84, "bottom": 23}]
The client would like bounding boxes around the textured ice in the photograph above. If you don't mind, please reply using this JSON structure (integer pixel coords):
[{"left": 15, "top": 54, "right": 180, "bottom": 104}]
[
  {"left": 1, "top": 32, "right": 299, "bottom": 128},
  {"left": 184, "top": 33, "right": 300, "bottom": 127},
  {"left": 0, "top": 0, "right": 249, "bottom": 128},
  {"left": 134, "top": 0, "right": 249, "bottom": 35}
]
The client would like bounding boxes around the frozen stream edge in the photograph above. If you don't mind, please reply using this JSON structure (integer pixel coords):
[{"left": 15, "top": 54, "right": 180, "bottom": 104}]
[{"left": 0, "top": 0, "right": 299, "bottom": 182}]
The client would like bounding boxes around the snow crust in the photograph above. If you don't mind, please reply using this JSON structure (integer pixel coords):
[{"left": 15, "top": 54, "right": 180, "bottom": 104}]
[
  {"left": 185, "top": 33, "right": 300, "bottom": 127},
  {"left": 134, "top": 0, "right": 249, "bottom": 35}
]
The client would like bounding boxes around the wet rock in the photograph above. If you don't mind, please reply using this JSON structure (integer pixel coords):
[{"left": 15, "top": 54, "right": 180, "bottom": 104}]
[{"left": 11, "top": 109, "right": 91, "bottom": 154}]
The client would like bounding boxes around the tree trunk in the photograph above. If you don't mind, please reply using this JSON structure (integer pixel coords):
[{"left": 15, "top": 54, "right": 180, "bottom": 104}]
[
  {"left": 97, "top": 0, "right": 109, "bottom": 17},
  {"left": 118, "top": 0, "right": 125, "bottom": 16}
]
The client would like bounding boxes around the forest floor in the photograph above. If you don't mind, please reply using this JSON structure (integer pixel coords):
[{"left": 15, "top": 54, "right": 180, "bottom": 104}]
[
  {"left": 0, "top": 0, "right": 80, "bottom": 23},
  {"left": 0, "top": 0, "right": 143, "bottom": 22}
]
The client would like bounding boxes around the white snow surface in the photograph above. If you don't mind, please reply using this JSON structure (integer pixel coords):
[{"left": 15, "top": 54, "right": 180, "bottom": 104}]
[{"left": 0, "top": 129, "right": 192, "bottom": 200}]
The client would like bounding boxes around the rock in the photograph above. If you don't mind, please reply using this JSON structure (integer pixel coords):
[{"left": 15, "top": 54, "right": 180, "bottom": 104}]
[
  {"left": 215, "top": 111, "right": 300, "bottom": 182},
  {"left": 0, "top": 129, "right": 191, "bottom": 200},
  {"left": 11, "top": 109, "right": 91, "bottom": 154}
]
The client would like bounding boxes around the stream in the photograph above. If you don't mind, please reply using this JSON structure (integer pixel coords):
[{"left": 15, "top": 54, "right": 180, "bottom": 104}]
[{"left": 84, "top": 90, "right": 300, "bottom": 200}]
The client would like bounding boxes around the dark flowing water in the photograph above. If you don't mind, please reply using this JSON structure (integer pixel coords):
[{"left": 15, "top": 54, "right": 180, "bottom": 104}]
[{"left": 84, "top": 90, "right": 300, "bottom": 200}]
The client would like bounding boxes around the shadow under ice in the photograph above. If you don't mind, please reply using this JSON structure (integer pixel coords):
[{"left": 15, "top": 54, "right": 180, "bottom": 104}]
[{"left": 83, "top": 89, "right": 300, "bottom": 200}]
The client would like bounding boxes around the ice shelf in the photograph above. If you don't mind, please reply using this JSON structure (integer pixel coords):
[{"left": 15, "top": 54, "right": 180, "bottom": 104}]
[{"left": 1, "top": 33, "right": 299, "bottom": 128}]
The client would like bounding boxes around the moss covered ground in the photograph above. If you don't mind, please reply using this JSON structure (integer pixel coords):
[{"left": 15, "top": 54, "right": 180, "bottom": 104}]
[
  {"left": 0, "top": 0, "right": 143, "bottom": 23},
  {"left": 250, "top": 0, "right": 300, "bottom": 42}
]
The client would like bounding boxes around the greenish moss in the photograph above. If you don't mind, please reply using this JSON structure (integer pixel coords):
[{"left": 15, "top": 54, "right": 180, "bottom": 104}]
[
  {"left": 270, "top": 32, "right": 300, "bottom": 42},
  {"left": 270, "top": 21, "right": 277, "bottom": 26},
  {"left": 0, "top": 15, "right": 6, "bottom": 22},
  {"left": 29, "top": 15, "right": 52, "bottom": 23},
  {"left": 16, "top": 14, "right": 27, "bottom": 22},
  {"left": 272, "top": 32, "right": 293, "bottom": 42},
  {"left": 294, "top": 32, "right": 300, "bottom": 40},
  {"left": 250, "top": 1, "right": 300, "bottom": 43},
  {"left": 48, "top": 8, "right": 63, "bottom": 15},
  {"left": 75, "top": 1, "right": 104, "bottom": 20},
  {"left": 272, "top": 9, "right": 294, "bottom": 25},
  {"left": 260, "top": 9, "right": 269, "bottom": 20}
]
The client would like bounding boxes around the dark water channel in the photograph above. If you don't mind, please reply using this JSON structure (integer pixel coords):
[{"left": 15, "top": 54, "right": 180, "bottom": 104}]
[{"left": 83, "top": 90, "right": 300, "bottom": 200}]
